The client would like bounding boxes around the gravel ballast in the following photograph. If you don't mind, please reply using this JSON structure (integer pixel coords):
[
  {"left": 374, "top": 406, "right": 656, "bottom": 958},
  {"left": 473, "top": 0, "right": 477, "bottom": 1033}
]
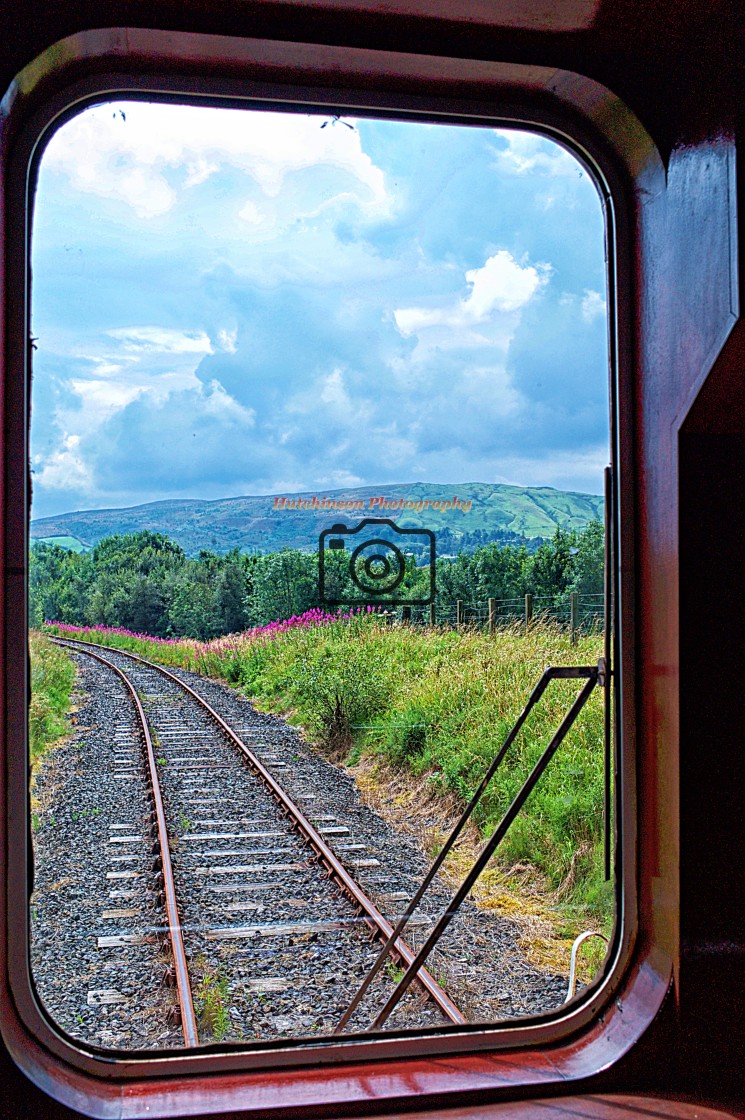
[{"left": 30, "top": 644, "right": 568, "bottom": 1053}]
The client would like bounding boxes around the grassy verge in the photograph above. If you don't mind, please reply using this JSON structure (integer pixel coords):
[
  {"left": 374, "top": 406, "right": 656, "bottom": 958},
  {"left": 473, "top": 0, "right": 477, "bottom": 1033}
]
[
  {"left": 29, "top": 630, "right": 76, "bottom": 764},
  {"left": 46, "top": 616, "right": 612, "bottom": 947}
]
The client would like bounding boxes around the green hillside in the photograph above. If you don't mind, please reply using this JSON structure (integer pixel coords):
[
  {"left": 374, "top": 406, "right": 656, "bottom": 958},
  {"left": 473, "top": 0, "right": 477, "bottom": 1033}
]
[{"left": 30, "top": 482, "right": 604, "bottom": 557}]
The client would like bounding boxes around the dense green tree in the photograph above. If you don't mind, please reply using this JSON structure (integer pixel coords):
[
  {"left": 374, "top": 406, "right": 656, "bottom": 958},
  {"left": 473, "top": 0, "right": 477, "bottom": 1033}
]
[
  {"left": 29, "top": 542, "right": 92, "bottom": 626},
  {"left": 524, "top": 528, "right": 575, "bottom": 600},
  {"left": 567, "top": 519, "right": 604, "bottom": 596},
  {"left": 246, "top": 549, "right": 320, "bottom": 624},
  {"left": 29, "top": 520, "right": 605, "bottom": 636}
]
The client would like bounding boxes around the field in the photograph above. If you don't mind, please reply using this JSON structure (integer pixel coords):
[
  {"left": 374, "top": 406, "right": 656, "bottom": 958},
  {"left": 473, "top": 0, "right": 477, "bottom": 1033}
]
[
  {"left": 46, "top": 613, "right": 612, "bottom": 944},
  {"left": 33, "top": 534, "right": 90, "bottom": 553}
]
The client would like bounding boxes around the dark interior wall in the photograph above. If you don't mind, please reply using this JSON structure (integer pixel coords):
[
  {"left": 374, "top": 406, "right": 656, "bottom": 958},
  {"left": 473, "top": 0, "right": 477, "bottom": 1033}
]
[{"left": 678, "top": 322, "right": 745, "bottom": 1095}]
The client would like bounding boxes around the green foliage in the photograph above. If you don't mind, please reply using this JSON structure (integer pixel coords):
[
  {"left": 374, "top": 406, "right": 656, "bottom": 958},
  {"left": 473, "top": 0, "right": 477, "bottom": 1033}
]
[
  {"left": 197, "top": 969, "right": 231, "bottom": 1040},
  {"left": 30, "top": 534, "right": 255, "bottom": 639},
  {"left": 31, "top": 521, "right": 604, "bottom": 639},
  {"left": 29, "top": 631, "right": 75, "bottom": 763},
  {"left": 246, "top": 549, "right": 319, "bottom": 625},
  {"left": 67, "top": 615, "right": 610, "bottom": 919},
  {"left": 435, "top": 522, "right": 604, "bottom": 608}
]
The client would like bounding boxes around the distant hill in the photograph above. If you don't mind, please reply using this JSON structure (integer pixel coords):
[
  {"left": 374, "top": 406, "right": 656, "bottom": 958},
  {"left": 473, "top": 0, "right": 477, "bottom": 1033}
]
[{"left": 30, "top": 482, "right": 604, "bottom": 557}]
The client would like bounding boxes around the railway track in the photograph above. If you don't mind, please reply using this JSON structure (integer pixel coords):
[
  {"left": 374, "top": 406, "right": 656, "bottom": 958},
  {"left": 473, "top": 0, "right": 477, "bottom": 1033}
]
[{"left": 37, "top": 637, "right": 465, "bottom": 1047}]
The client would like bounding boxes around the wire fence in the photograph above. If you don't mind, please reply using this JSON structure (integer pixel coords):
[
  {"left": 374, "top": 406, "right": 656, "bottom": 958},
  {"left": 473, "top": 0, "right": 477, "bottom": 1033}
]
[{"left": 381, "top": 593, "right": 605, "bottom": 642}]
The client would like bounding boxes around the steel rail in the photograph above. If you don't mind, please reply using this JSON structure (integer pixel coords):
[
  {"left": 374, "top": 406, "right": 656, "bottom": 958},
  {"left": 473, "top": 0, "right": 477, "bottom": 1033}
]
[
  {"left": 336, "top": 663, "right": 597, "bottom": 1032},
  {"left": 60, "top": 642, "right": 199, "bottom": 1047},
  {"left": 54, "top": 637, "right": 466, "bottom": 1028}
]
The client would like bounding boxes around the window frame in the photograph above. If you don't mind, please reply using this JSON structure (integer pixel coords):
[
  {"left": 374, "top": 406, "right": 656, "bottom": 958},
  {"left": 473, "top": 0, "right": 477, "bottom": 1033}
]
[{"left": 1, "top": 26, "right": 658, "bottom": 1115}]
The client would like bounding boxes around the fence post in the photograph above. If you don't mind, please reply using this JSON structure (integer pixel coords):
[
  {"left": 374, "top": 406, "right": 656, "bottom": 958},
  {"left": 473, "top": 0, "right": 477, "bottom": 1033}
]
[
  {"left": 456, "top": 599, "right": 463, "bottom": 629},
  {"left": 488, "top": 597, "right": 496, "bottom": 636},
  {"left": 525, "top": 593, "right": 533, "bottom": 630},
  {"left": 402, "top": 606, "right": 411, "bottom": 625},
  {"left": 429, "top": 602, "right": 437, "bottom": 627},
  {"left": 570, "top": 592, "right": 578, "bottom": 645}
]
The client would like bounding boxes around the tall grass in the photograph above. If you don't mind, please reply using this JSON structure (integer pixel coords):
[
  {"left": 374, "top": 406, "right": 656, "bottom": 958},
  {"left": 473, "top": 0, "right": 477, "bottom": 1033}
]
[
  {"left": 45, "top": 615, "right": 611, "bottom": 921},
  {"left": 29, "top": 630, "right": 76, "bottom": 763}
]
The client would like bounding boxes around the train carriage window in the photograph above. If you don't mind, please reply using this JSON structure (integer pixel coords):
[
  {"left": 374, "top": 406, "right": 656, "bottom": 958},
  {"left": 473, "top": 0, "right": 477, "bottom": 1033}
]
[{"left": 26, "top": 98, "right": 613, "bottom": 1055}]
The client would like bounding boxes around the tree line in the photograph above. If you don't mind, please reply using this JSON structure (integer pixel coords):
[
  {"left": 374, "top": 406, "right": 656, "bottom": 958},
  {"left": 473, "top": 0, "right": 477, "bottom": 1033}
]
[{"left": 29, "top": 522, "right": 604, "bottom": 640}]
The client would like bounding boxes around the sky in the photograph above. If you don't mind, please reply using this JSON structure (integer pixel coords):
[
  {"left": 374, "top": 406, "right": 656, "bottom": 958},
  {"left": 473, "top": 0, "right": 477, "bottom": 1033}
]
[{"left": 30, "top": 101, "right": 609, "bottom": 520}]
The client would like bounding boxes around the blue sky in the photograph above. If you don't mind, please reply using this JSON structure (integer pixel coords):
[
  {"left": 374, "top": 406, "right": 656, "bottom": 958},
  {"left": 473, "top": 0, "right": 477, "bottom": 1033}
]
[{"left": 30, "top": 101, "right": 608, "bottom": 520}]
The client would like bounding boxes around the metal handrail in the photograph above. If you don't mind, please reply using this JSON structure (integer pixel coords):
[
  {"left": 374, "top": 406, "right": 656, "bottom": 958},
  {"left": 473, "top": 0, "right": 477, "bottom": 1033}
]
[
  {"left": 366, "top": 662, "right": 602, "bottom": 1030},
  {"left": 337, "top": 660, "right": 605, "bottom": 1032},
  {"left": 565, "top": 930, "right": 609, "bottom": 1002}
]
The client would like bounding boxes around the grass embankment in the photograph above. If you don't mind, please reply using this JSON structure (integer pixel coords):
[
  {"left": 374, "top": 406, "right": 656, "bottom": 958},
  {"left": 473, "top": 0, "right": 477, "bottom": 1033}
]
[
  {"left": 47, "top": 616, "right": 612, "bottom": 960},
  {"left": 29, "top": 630, "right": 76, "bottom": 764}
]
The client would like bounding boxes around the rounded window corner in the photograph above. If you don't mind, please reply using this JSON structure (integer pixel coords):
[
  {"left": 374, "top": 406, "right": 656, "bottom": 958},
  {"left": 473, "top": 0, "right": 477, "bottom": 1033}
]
[{"left": 0, "top": 19, "right": 662, "bottom": 1115}]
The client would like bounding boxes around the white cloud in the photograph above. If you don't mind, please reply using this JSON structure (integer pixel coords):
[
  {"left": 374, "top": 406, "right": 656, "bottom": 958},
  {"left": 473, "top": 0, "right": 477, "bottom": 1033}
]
[
  {"left": 200, "top": 380, "right": 255, "bottom": 426},
  {"left": 68, "top": 378, "right": 144, "bottom": 418},
  {"left": 581, "top": 289, "right": 606, "bottom": 323},
  {"left": 314, "top": 469, "right": 365, "bottom": 489},
  {"left": 394, "top": 250, "right": 548, "bottom": 337},
  {"left": 492, "top": 130, "right": 583, "bottom": 177},
  {"left": 459, "top": 364, "right": 522, "bottom": 416},
  {"left": 237, "top": 200, "right": 265, "bottom": 226},
  {"left": 34, "top": 321, "right": 237, "bottom": 495},
  {"left": 217, "top": 328, "right": 237, "bottom": 354},
  {"left": 34, "top": 433, "right": 92, "bottom": 493},
  {"left": 495, "top": 445, "right": 609, "bottom": 491},
  {"left": 43, "top": 102, "right": 388, "bottom": 220},
  {"left": 286, "top": 367, "right": 373, "bottom": 429},
  {"left": 106, "top": 326, "right": 213, "bottom": 354},
  {"left": 465, "top": 252, "right": 547, "bottom": 316}
]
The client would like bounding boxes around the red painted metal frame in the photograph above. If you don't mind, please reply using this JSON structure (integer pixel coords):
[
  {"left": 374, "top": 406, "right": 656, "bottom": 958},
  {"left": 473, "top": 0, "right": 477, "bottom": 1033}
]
[
  {"left": 3, "top": 3, "right": 741, "bottom": 1113},
  {"left": 58, "top": 637, "right": 466, "bottom": 1029},
  {"left": 0, "top": 29, "right": 647, "bottom": 1116}
]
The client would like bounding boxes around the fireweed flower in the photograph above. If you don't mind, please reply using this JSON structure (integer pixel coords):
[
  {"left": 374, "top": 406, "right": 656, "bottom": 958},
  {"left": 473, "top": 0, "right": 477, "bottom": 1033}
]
[{"left": 44, "top": 605, "right": 384, "bottom": 659}]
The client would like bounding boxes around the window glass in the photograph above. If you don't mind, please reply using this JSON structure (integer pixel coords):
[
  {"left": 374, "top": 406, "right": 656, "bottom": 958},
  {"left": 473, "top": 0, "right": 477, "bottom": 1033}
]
[{"left": 28, "top": 101, "right": 611, "bottom": 1051}]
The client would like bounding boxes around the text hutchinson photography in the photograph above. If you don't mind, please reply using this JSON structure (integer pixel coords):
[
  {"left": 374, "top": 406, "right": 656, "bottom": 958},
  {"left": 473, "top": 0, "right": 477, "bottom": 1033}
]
[{"left": 273, "top": 495, "right": 473, "bottom": 514}]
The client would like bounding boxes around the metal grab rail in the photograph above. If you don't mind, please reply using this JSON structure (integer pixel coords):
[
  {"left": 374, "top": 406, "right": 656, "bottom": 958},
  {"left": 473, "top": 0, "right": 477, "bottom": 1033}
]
[
  {"left": 338, "top": 659, "right": 605, "bottom": 1032},
  {"left": 335, "top": 661, "right": 603, "bottom": 1032},
  {"left": 565, "top": 930, "right": 609, "bottom": 1003}
]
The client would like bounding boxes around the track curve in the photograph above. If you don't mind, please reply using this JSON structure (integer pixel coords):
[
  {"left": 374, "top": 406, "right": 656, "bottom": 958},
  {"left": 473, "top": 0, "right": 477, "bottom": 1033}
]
[{"left": 50, "top": 637, "right": 466, "bottom": 1041}]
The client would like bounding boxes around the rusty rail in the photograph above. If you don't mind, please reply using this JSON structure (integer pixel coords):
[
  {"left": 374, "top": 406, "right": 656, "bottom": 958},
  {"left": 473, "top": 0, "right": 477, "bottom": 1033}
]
[
  {"left": 54, "top": 636, "right": 466, "bottom": 1029},
  {"left": 60, "top": 642, "right": 199, "bottom": 1047}
]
